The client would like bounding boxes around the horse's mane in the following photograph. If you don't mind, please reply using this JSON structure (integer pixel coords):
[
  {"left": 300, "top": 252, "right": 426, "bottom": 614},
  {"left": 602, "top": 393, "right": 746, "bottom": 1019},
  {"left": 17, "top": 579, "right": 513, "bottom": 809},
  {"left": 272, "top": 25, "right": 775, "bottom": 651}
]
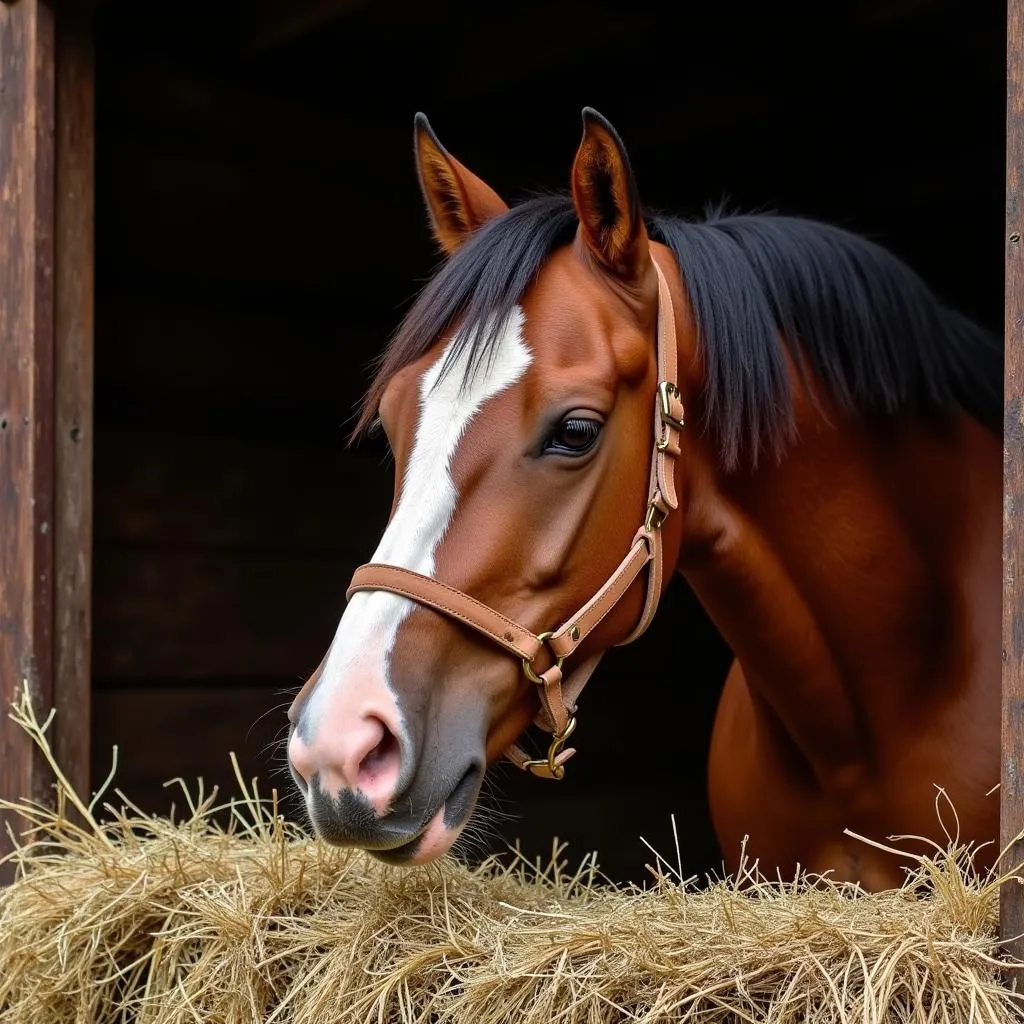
[{"left": 354, "top": 194, "right": 1001, "bottom": 468}]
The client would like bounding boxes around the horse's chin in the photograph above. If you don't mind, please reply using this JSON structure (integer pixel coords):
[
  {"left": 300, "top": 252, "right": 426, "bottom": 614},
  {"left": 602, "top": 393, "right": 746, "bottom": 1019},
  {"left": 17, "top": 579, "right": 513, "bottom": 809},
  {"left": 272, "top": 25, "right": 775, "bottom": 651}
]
[
  {"left": 366, "top": 759, "right": 482, "bottom": 865},
  {"left": 369, "top": 804, "right": 466, "bottom": 865}
]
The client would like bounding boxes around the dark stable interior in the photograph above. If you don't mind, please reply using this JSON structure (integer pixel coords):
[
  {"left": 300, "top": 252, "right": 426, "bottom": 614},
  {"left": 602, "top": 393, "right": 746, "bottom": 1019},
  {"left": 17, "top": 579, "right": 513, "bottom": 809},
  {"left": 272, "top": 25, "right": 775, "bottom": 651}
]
[{"left": 91, "top": 0, "right": 1004, "bottom": 885}]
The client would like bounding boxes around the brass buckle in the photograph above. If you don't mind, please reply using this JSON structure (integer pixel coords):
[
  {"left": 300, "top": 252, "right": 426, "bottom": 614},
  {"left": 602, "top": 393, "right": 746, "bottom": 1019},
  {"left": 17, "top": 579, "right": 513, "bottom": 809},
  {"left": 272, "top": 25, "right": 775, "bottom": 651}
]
[
  {"left": 657, "top": 381, "right": 685, "bottom": 451},
  {"left": 658, "top": 381, "right": 685, "bottom": 430},
  {"left": 521, "top": 630, "right": 565, "bottom": 685},
  {"left": 523, "top": 716, "right": 577, "bottom": 780},
  {"left": 645, "top": 500, "right": 667, "bottom": 532}
]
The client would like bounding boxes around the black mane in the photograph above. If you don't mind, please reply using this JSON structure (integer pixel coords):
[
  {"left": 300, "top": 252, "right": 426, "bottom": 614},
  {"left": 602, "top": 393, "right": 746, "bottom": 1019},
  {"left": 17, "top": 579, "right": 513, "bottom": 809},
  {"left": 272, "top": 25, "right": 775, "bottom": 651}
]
[{"left": 356, "top": 194, "right": 1001, "bottom": 468}]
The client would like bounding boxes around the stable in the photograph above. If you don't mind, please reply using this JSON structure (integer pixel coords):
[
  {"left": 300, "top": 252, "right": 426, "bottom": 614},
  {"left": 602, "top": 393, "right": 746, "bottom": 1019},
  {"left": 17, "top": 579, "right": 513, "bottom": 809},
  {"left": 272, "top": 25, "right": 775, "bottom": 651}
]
[{"left": 0, "top": 0, "right": 1019, "bottom": 939}]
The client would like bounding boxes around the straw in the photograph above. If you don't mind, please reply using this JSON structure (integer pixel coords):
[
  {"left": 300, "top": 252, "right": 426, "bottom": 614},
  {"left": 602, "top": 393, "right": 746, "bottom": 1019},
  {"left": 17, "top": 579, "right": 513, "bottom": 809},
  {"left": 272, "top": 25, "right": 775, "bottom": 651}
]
[{"left": 2, "top": 687, "right": 1023, "bottom": 1023}]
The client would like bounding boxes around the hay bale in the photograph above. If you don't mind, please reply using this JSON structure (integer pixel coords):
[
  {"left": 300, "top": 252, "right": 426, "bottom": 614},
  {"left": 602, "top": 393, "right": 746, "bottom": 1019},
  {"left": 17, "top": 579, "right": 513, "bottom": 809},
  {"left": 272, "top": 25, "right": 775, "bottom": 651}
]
[{"left": 1, "top": 693, "right": 1023, "bottom": 1024}]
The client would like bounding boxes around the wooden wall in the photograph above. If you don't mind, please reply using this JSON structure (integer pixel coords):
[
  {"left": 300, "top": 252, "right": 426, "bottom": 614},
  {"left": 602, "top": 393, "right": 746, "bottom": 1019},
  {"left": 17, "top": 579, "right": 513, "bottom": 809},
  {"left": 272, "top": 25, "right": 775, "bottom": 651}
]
[
  {"left": 89, "top": 0, "right": 1005, "bottom": 884},
  {"left": 1, "top": 0, "right": 94, "bottom": 879}
]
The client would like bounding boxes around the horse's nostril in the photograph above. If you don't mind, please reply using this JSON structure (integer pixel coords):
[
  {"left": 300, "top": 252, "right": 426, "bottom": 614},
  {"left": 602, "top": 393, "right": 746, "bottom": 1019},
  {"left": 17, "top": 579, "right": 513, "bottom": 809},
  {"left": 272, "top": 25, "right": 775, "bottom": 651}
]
[
  {"left": 357, "top": 717, "right": 402, "bottom": 790},
  {"left": 289, "top": 707, "right": 404, "bottom": 815}
]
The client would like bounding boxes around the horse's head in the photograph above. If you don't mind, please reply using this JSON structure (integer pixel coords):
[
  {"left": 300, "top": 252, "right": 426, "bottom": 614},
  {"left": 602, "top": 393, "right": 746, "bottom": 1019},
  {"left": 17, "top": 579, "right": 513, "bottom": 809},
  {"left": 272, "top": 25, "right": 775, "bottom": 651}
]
[{"left": 287, "top": 110, "right": 687, "bottom": 863}]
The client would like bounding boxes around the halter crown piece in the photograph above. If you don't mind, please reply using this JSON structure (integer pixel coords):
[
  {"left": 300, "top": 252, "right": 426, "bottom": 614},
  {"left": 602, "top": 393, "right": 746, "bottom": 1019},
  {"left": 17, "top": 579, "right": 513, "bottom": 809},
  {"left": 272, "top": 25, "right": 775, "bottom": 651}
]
[{"left": 347, "top": 258, "right": 685, "bottom": 779}]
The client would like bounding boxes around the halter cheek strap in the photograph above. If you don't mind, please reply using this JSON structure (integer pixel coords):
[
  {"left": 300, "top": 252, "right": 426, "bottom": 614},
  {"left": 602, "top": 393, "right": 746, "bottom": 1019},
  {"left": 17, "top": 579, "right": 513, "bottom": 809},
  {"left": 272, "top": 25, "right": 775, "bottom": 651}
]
[{"left": 344, "top": 258, "right": 684, "bottom": 779}]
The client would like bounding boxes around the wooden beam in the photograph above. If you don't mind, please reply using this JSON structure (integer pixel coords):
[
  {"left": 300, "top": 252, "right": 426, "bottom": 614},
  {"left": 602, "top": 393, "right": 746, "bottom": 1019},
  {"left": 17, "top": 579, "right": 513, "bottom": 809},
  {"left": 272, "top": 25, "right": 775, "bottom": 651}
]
[
  {"left": 0, "top": 0, "right": 57, "bottom": 874},
  {"left": 53, "top": 2, "right": 94, "bottom": 812},
  {"left": 0, "top": 0, "right": 93, "bottom": 879},
  {"left": 1002, "top": 0, "right": 1024, "bottom": 968}
]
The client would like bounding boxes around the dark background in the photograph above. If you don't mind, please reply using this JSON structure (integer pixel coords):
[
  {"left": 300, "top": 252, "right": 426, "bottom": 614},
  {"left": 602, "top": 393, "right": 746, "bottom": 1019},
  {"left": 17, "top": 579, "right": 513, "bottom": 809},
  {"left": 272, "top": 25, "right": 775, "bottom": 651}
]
[{"left": 89, "top": 0, "right": 1005, "bottom": 885}]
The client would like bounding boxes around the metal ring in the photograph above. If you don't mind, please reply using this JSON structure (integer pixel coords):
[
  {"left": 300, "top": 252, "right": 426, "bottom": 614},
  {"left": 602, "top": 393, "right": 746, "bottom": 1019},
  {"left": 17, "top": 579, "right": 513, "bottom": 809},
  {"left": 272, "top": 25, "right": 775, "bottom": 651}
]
[{"left": 521, "top": 630, "right": 565, "bottom": 685}]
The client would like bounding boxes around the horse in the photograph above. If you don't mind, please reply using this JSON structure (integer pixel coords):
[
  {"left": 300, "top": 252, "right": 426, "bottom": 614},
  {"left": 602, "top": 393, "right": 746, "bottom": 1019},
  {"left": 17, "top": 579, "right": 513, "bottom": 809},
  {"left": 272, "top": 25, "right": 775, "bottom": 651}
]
[{"left": 286, "top": 108, "right": 1002, "bottom": 890}]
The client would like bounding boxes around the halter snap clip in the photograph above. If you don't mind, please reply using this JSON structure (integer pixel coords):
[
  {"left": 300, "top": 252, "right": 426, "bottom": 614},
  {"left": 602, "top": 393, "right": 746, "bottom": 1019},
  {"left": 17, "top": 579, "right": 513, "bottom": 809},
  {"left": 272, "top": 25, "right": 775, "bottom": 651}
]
[{"left": 522, "top": 715, "right": 577, "bottom": 780}]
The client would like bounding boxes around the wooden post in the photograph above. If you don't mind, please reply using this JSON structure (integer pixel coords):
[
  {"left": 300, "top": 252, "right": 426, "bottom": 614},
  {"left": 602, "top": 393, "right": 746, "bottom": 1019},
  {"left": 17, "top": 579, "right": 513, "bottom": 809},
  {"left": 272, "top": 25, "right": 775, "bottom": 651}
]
[
  {"left": 0, "top": 0, "right": 58, "bottom": 847},
  {"left": 53, "top": 0, "right": 94, "bottom": 816},
  {"left": 0, "top": 0, "right": 93, "bottom": 879},
  {"left": 1003, "top": 0, "right": 1024, "bottom": 968}
]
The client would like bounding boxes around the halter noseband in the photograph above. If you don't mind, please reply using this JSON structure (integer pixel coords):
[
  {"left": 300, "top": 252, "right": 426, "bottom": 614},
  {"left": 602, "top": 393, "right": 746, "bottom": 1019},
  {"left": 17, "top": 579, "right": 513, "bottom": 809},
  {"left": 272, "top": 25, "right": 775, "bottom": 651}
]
[{"left": 346, "top": 258, "right": 684, "bottom": 779}]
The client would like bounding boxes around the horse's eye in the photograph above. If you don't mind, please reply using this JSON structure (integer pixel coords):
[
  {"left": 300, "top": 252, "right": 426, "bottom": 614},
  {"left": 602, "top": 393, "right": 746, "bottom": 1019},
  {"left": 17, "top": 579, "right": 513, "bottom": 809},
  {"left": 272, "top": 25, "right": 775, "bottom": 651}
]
[{"left": 544, "top": 416, "right": 603, "bottom": 456}]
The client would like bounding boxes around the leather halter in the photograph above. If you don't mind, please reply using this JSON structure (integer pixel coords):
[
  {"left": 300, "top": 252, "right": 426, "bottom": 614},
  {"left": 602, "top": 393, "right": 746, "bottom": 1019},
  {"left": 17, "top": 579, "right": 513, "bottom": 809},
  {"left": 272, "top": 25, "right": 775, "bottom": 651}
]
[{"left": 345, "top": 258, "right": 685, "bottom": 779}]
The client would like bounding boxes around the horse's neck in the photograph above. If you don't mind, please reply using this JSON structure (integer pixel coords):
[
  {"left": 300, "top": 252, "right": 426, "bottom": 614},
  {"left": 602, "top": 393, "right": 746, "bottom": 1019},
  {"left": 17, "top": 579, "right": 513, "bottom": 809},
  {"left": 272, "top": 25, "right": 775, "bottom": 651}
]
[{"left": 677, "top": 410, "right": 1002, "bottom": 782}]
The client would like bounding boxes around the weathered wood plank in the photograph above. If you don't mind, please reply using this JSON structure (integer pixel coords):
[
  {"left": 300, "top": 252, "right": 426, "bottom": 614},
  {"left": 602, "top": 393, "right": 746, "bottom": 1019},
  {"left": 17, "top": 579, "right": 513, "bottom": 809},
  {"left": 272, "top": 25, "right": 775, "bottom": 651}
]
[
  {"left": 95, "top": 59, "right": 372, "bottom": 170},
  {"left": 53, "top": 2, "right": 95, "bottom": 816},
  {"left": 0, "top": 0, "right": 56, "bottom": 877},
  {"left": 97, "top": 141, "right": 427, "bottom": 296},
  {"left": 94, "top": 429, "right": 392, "bottom": 552},
  {"left": 94, "top": 304, "right": 377, "bottom": 438},
  {"left": 92, "top": 549, "right": 354, "bottom": 681},
  {"left": 1003, "top": 0, "right": 1024, "bottom": 966}
]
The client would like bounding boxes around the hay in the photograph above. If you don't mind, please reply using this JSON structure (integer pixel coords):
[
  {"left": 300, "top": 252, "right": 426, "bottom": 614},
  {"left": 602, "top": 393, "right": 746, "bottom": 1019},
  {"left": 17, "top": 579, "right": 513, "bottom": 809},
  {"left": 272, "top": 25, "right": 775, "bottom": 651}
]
[{"left": 2, "top": 691, "right": 1023, "bottom": 1024}]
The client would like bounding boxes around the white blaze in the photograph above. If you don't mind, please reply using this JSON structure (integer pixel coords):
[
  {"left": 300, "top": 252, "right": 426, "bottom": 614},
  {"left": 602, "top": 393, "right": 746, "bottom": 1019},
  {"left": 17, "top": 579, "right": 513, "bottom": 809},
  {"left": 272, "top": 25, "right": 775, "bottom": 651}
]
[{"left": 302, "top": 309, "right": 532, "bottom": 737}]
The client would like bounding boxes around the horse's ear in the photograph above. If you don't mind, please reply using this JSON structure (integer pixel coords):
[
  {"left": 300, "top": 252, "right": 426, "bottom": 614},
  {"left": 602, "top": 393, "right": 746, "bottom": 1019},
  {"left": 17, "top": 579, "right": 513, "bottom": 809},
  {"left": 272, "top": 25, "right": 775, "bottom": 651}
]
[
  {"left": 570, "top": 108, "right": 649, "bottom": 280},
  {"left": 414, "top": 113, "right": 508, "bottom": 255}
]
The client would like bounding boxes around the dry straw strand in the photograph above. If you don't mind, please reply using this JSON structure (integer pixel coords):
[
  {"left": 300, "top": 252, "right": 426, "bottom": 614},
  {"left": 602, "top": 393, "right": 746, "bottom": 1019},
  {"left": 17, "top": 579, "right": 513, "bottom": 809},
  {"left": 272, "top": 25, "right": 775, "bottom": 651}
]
[{"left": 2, "top": 689, "right": 1024, "bottom": 1023}]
